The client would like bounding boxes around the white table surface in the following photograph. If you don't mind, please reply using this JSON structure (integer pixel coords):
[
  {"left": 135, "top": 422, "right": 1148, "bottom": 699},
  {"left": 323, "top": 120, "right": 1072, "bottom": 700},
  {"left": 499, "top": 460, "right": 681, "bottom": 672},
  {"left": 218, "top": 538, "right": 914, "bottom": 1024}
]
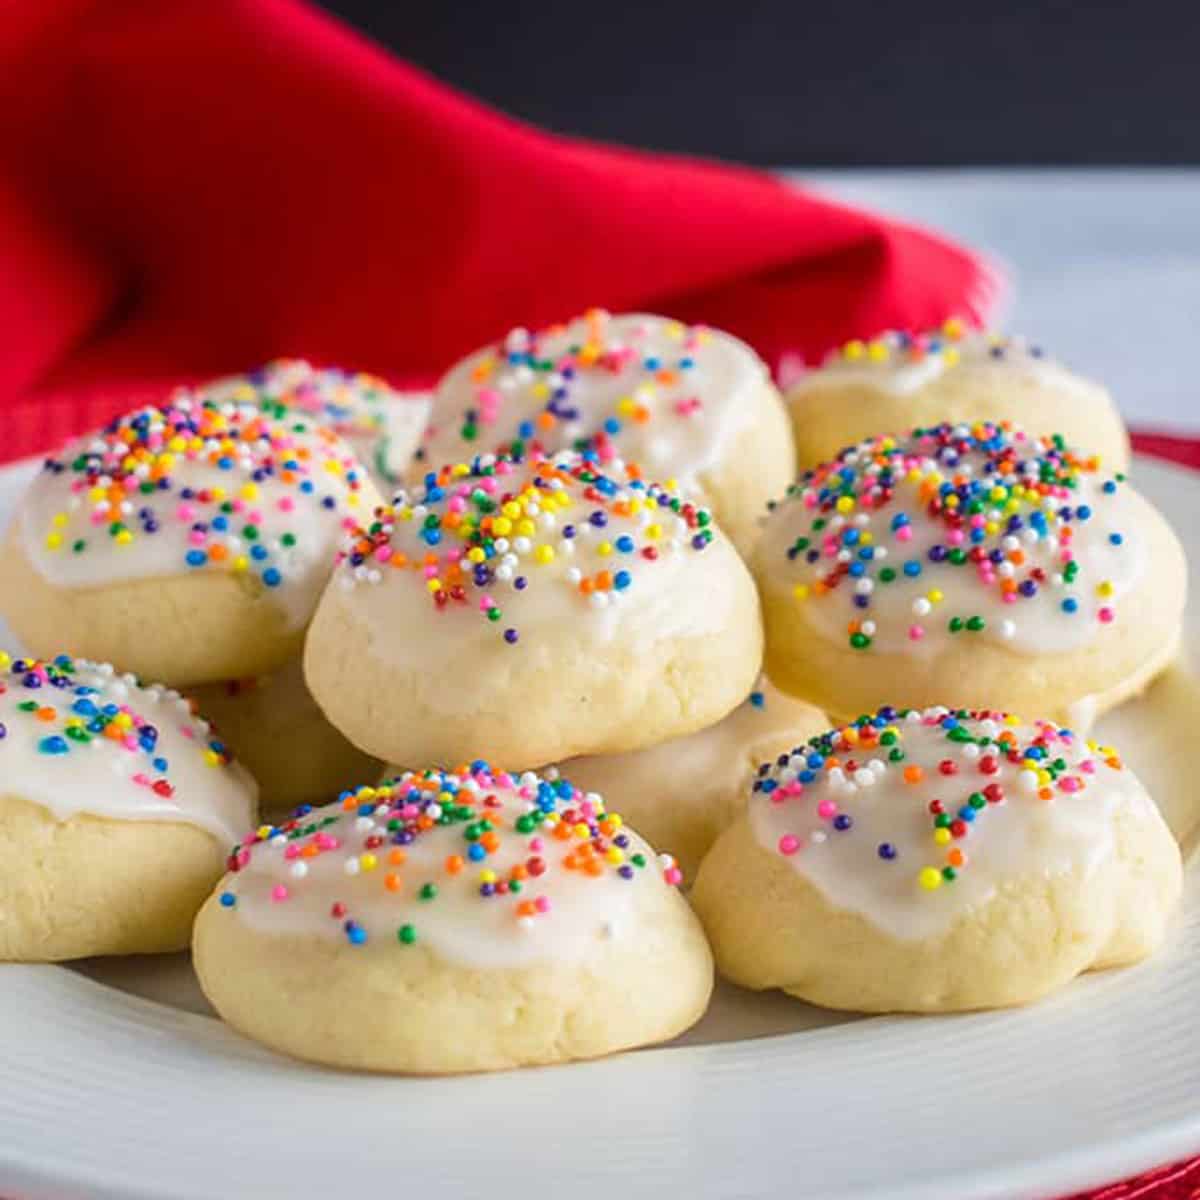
[{"left": 794, "top": 169, "right": 1200, "bottom": 433}]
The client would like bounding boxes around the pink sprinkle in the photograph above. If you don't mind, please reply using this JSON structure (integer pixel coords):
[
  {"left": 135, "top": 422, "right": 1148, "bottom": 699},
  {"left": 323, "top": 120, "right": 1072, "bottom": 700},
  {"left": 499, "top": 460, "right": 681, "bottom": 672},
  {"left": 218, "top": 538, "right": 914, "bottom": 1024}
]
[
  {"left": 188, "top": 530, "right": 206, "bottom": 547},
  {"left": 176, "top": 504, "right": 195, "bottom": 522},
  {"left": 277, "top": 496, "right": 295, "bottom": 513},
  {"left": 816, "top": 800, "right": 837, "bottom": 820},
  {"left": 1080, "top": 759, "right": 1096, "bottom": 773},
  {"left": 422, "top": 564, "right": 438, "bottom": 579},
  {"left": 284, "top": 845, "right": 300, "bottom": 860},
  {"left": 909, "top": 623, "right": 925, "bottom": 640},
  {"left": 517, "top": 785, "right": 534, "bottom": 800},
  {"left": 1060, "top": 777, "right": 1081, "bottom": 793},
  {"left": 534, "top": 895, "right": 551, "bottom": 913},
  {"left": 948, "top": 529, "right": 965, "bottom": 547},
  {"left": 529, "top": 837, "right": 544, "bottom": 852},
  {"left": 1099, "top": 607, "right": 1114, "bottom": 623},
  {"left": 316, "top": 833, "right": 340, "bottom": 850},
  {"left": 271, "top": 884, "right": 289, "bottom": 902},
  {"left": 778, "top": 834, "right": 801, "bottom": 856},
  {"left": 448, "top": 497, "right": 467, "bottom": 514},
  {"left": 896, "top": 525, "right": 914, "bottom": 543},
  {"left": 132, "top": 772, "right": 150, "bottom": 787},
  {"left": 664, "top": 867, "right": 683, "bottom": 886}
]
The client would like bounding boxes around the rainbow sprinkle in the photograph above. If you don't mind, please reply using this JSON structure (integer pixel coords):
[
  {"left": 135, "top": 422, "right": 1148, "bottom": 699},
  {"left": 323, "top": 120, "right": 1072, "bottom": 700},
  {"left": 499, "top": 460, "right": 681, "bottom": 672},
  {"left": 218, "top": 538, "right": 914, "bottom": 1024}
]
[
  {"left": 34, "top": 397, "right": 370, "bottom": 597},
  {"left": 0, "top": 651, "right": 234, "bottom": 787},
  {"left": 822, "top": 320, "right": 1044, "bottom": 371},
  {"left": 337, "top": 451, "right": 715, "bottom": 644},
  {"left": 753, "top": 706, "right": 1124, "bottom": 892},
  {"left": 768, "top": 421, "right": 1132, "bottom": 650},
  {"left": 219, "top": 764, "right": 682, "bottom": 947},
  {"left": 420, "top": 309, "right": 725, "bottom": 470}
]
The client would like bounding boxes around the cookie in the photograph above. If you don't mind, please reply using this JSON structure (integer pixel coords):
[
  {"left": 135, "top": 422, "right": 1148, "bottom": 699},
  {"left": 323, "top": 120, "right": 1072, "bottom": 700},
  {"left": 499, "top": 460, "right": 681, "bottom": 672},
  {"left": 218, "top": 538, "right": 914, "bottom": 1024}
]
[
  {"left": 416, "top": 310, "right": 795, "bottom": 554},
  {"left": 190, "top": 659, "right": 380, "bottom": 816},
  {"left": 193, "top": 359, "right": 430, "bottom": 488},
  {"left": 305, "top": 452, "right": 763, "bottom": 769},
  {"left": 561, "top": 679, "right": 826, "bottom": 879},
  {"left": 754, "top": 423, "right": 1185, "bottom": 723},
  {"left": 692, "top": 707, "right": 1181, "bottom": 1012},
  {"left": 0, "top": 652, "right": 257, "bottom": 961},
  {"left": 193, "top": 765, "right": 713, "bottom": 1073},
  {"left": 785, "top": 323, "right": 1129, "bottom": 470},
  {"left": 0, "top": 396, "right": 380, "bottom": 685}
]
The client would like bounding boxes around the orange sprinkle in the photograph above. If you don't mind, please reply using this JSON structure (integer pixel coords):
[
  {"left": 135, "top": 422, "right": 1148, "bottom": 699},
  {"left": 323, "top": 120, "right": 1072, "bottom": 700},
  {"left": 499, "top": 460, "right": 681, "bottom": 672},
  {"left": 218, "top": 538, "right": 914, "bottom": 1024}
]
[
  {"left": 384, "top": 873, "right": 403, "bottom": 893},
  {"left": 444, "top": 855, "right": 464, "bottom": 875},
  {"left": 35, "top": 706, "right": 56, "bottom": 722},
  {"left": 903, "top": 765, "right": 924, "bottom": 784},
  {"left": 388, "top": 849, "right": 407, "bottom": 866},
  {"left": 516, "top": 900, "right": 537, "bottom": 919}
]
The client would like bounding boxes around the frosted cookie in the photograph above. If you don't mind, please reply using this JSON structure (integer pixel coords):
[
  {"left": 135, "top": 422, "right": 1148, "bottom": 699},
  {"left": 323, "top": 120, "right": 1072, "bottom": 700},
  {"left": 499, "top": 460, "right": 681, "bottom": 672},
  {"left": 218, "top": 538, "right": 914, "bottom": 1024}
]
[
  {"left": 194, "top": 764, "right": 712, "bottom": 1072},
  {"left": 305, "top": 452, "right": 763, "bottom": 769},
  {"left": 0, "top": 397, "right": 380, "bottom": 685},
  {"left": 417, "top": 310, "right": 795, "bottom": 554},
  {"left": 692, "top": 707, "right": 1181, "bottom": 1012},
  {"left": 191, "top": 660, "right": 380, "bottom": 817},
  {"left": 755, "top": 423, "right": 1185, "bottom": 723},
  {"left": 561, "top": 679, "right": 827, "bottom": 879},
  {"left": 785, "top": 323, "right": 1129, "bottom": 470},
  {"left": 0, "top": 652, "right": 257, "bottom": 961},
  {"left": 193, "top": 359, "right": 431, "bottom": 488}
]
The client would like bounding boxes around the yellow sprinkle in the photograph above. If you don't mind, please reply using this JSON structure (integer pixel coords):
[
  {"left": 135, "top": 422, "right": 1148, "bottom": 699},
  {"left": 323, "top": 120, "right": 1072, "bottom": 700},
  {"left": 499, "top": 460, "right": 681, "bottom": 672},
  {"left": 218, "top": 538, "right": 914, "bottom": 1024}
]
[
  {"left": 502, "top": 501, "right": 521, "bottom": 519},
  {"left": 492, "top": 517, "right": 512, "bottom": 536},
  {"left": 1097, "top": 580, "right": 1113, "bottom": 597},
  {"left": 114, "top": 529, "right": 133, "bottom": 546},
  {"left": 918, "top": 867, "right": 943, "bottom": 890},
  {"left": 867, "top": 340, "right": 889, "bottom": 362},
  {"left": 531, "top": 382, "right": 550, "bottom": 400},
  {"left": 605, "top": 847, "right": 624, "bottom": 865},
  {"left": 943, "top": 317, "right": 965, "bottom": 338},
  {"left": 466, "top": 547, "right": 486, "bottom": 564},
  {"left": 426, "top": 578, "right": 443, "bottom": 593},
  {"left": 596, "top": 541, "right": 612, "bottom": 557},
  {"left": 479, "top": 869, "right": 497, "bottom": 884},
  {"left": 451, "top": 463, "right": 470, "bottom": 477},
  {"left": 646, "top": 523, "right": 662, "bottom": 540},
  {"left": 928, "top": 589, "right": 944, "bottom": 604},
  {"left": 0, "top": 651, "right": 11, "bottom": 670},
  {"left": 52, "top": 513, "right": 67, "bottom": 528},
  {"left": 203, "top": 749, "right": 221, "bottom": 767},
  {"left": 516, "top": 519, "right": 536, "bottom": 537},
  {"left": 233, "top": 556, "right": 249, "bottom": 572},
  {"left": 843, "top": 339, "right": 865, "bottom": 361},
  {"left": 933, "top": 828, "right": 952, "bottom": 846},
  {"left": 240, "top": 483, "right": 259, "bottom": 501},
  {"left": 168, "top": 436, "right": 187, "bottom": 453},
  {"left": 45, "top": 533, "right": 63, "bottom": 551},
  {"left": 835, "top": 496, "right": 855, "bottom": 514},
  {"left": 535, "top": 544, "right": 555, "bottom": 565},
  {"left": 360, "top": 854, "right": 378, "bottom": 872},
  {"left": 573, "top": 822, "right": 590, "bottom": 839},
  {"left": 792, "top": 583, "right": 810, "bottom": 602}
]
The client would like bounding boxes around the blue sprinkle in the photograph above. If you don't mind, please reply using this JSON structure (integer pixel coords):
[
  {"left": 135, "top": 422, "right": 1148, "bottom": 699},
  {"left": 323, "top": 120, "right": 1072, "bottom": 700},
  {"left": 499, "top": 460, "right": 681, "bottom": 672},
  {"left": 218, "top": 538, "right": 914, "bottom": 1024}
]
[
  {"left": 1109, "top": 533, "right": 1123, "bottom": 546},
  {"left": 185, "top": 549, "right": 206, "bottom": 568},
  {"left": 219, "top": 892, "right": 237, "bottom": 908},
  {"left": 749, "top": 691, "right": 765, "bottom": 709},
  {"left": 39, "top": 735, "right": 70, "bottom": 756},
  {"left": 1062, "top": 597, "right": 1079, "bottom": 613},
  {"left": 903, "top": 560, "right": 922, "bottom": 577},
  {"left": 878, "top": 842, "right": 897, "bottom": 860},
  {"left": 467, "top": 843, "right": 486, "bottom": 861},
  {"left": 613, "top": 570, "right": 631, "bottom": 591},
  {"left": 262, "top": 568, "right": 282, "bottom": 588}
]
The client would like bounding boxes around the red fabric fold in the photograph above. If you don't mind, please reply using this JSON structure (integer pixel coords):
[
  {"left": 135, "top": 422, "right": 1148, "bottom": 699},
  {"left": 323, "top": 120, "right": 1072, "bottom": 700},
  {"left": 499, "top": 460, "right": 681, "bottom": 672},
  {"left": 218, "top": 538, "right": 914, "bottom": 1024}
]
[{"left": 0, "top": 0, "right": 996, "bottom": 463}]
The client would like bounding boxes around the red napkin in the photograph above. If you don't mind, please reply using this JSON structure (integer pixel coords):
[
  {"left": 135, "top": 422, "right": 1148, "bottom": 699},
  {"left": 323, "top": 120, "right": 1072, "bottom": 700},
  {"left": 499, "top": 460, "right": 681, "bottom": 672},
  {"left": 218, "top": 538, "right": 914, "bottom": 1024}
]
[{"left": 0, "top": 0, "right": 998, "bottom": 464}]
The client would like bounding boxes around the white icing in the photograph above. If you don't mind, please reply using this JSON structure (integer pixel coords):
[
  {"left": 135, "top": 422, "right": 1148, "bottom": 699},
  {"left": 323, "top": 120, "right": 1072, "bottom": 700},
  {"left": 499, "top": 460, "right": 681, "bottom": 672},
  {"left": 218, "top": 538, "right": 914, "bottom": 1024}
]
[
  {"left": 194, "top": 360, "right": 431, "bottom": 486},
  {"left": 19, "top": 397, "right": 376, "bottom": 630},
  {"left": 792, "top": 328, "right": 1105, "bottom": 401},
  {"left": 748, "top": 707, "right": 1154, "bottom": 940},
  {"left": 0, "top": 653, "right": 256, "bottom": 845},
  {"left": 334, "top": 451, "right": 732, "bottom": 664},
  {"left": 759, "top": 424, "right": 1144, "bottom": 655},
  {"left": 418, "top": 311, "right": 766, "bottom": 487},
  {"left": 218, "top": 767, "right": 679, "bottom": 969}
]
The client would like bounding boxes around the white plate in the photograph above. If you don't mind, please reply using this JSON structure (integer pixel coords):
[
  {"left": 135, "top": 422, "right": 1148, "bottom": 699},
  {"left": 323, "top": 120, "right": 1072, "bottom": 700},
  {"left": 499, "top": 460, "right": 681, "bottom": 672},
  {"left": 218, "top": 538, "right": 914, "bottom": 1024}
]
[{"left": 1, "top": 454, "right": 1199, "bottom": 1200}]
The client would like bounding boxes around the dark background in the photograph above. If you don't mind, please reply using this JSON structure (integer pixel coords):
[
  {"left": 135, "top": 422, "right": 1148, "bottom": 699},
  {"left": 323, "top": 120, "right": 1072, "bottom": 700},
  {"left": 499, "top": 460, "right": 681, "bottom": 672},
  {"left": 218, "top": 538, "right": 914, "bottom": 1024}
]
[{"left": 320, "top": 0, "right": 1200, "bottom": 166}]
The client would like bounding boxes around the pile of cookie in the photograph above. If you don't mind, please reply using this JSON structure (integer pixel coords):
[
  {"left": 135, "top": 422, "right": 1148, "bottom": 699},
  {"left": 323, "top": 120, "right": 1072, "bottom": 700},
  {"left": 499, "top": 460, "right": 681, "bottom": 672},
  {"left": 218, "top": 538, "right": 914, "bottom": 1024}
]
[{"left": 0, "top": 315, "right": 1186, "bottom": 1074}]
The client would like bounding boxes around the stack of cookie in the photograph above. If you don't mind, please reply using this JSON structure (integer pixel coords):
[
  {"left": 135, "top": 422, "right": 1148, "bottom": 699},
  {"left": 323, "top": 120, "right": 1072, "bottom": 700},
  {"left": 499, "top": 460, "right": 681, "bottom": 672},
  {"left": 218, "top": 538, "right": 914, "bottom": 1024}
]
[{"left": 0, "top": 312, "right": 1188, "bottom": 1075}]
